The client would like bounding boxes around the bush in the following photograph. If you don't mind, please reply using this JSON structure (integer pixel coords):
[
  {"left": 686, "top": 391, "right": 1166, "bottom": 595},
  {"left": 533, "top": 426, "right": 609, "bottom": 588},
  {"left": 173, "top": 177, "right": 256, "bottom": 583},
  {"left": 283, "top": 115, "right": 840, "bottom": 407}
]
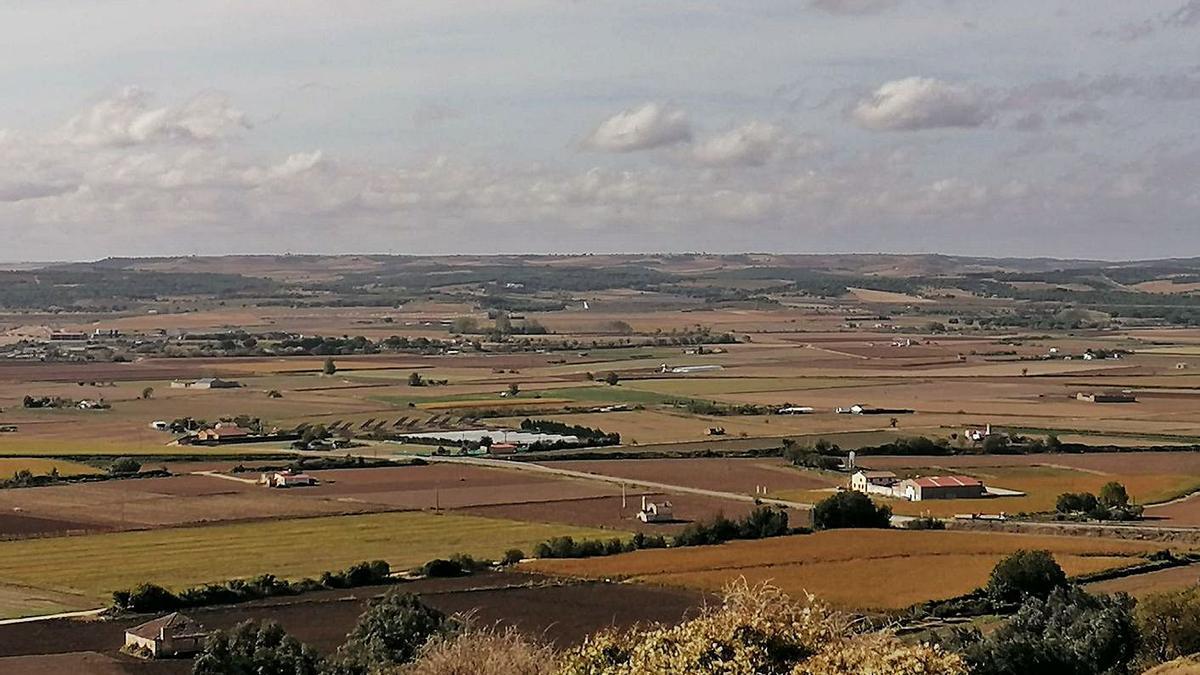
[
  {"left": 986, "top": 550, "right": 1067, "bottom": 603},
  {"left": 904, "top": 516, "right": 946, "bottom": 530},
  {"left": 330, "top": 591, "right": 454, "bottom": 674},
  {"left": 812, "top": 491, "right": 892, "bottom": 530},
  {"left": 1138, "top": 585, "right": 1200, "bottom": 666},
  {"left": 109, "top": 457, "right": 142, "bottom": 475},
  {"left": 559, "top": 581, "right": 966, "bottom": 675},
  {"left": 501, "top": 549, "right": 525, "bottom": 565},
  {"left": 421, "top": 559, "right": 467, "bottom": 578},
  {"left": 112, "top": 582, "right": 180, "bottom": 612},
  {"left": 193, "top": 620, "right": 323, "bottom": 675},
  {"left": 950, "top": 586, "right": 1138, "bottom": 675},
  {"left": 405, "top": 624, "right": 558, "bottom": 675}
]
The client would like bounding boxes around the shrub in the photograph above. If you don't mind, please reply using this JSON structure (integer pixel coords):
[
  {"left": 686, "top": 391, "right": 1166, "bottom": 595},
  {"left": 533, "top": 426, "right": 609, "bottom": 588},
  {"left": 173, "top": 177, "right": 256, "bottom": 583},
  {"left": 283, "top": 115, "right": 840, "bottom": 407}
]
[
  {"left": 421, "top": 559, "right": 467, "bottom": 578},
  {"left": 558, "top": 581, "right": 965, "bottom": 675},
  {"left": 404, "top": 624, "right": 559, "bottom": 675},
  {"left": 950, "top": 586, "right": 1138, "bottom": 675},
  {"left": 904, "top": 516, "right": 946, "bottom": 530},
  {"left": 112, "top": 582, "right": 180, "bottom": 612},
  {"left": 109, "top": 457, "right": 142, "bottom": 475},
  {"left": 813, "top": 491, "right": 891, "bottom": 530},
  {"left": 330, "top": 591, "right": 454, "bottom": 674},
  {"left": 1138, "top": 585, "right": 1200, "bottom": 665},
  {"left": 501, "top": 549, "right": 525, "bottom": 565},
  {"left": 193, "top": 620, "right": 323, "bottom": 675},
  {"left": 986, "top": 550, "right": 1067, "bottom": 603}
]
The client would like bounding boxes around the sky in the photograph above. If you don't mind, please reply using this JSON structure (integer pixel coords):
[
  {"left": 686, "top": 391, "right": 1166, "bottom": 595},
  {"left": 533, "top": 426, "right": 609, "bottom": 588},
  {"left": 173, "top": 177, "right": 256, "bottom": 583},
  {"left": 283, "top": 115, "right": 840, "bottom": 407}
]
[{"left": 1, "top": 0, "right": 1198, "bottom": 261}]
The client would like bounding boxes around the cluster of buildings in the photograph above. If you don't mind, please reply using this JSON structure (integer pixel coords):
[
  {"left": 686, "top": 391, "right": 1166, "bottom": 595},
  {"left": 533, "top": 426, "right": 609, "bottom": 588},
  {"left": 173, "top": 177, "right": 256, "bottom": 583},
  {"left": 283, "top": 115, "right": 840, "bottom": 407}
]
[
  {"left": 850, "top": 470, "right": 986, "bottom": 502},
  {"left": 170, "top": 377, "right": 242, "bottom": 389}
]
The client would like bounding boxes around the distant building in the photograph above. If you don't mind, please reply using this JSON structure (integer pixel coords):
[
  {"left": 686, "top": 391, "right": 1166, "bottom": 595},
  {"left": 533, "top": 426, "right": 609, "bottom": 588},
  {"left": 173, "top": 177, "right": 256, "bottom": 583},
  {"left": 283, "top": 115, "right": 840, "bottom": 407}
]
[
  {"left": 48, "top": 331, "right": 88, "bottom": 342},
  {"left": 487, "top": 443, "right": 518, "bottom": 455},
  {"left": 899, "top": 476, "right": 985, "bottom": 501},
  {"left": 171, "top": 378, "right": 241, "bottom": 389},
  {"left": 194, "top": 422, "right": 252, "bottom": 442},
  {"left": 776, "top": 406, "right": 815, "bottom": 415},
  {"left": 124, "top": 612, "right": 209, "bottom": 659},
  {"left": 262, "top": 471, "right": 317, "bottom": 488},
  {"left": 637, "top": 496, "right": 673, "bottom": 523},
  {"left": 850, "top": 470, "right": 899, "bottom": 495},
  {"left": 1076, "top": 391, "right": 1137, "bottom": 404}
]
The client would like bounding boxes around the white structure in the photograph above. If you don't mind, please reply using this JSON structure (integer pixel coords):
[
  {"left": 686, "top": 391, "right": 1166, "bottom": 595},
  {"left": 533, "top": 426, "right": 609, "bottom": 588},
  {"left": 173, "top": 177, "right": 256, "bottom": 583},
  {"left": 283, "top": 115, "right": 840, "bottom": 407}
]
[
  {"left": 636, "top": 496, "right": 674, "bottom": 523},
  {"left": 850, "top": 470, "right": 898, "bottom": 495},
  {"left": 171, "top": 377, "right": 241, "bottom": 389},
  {"left": 776, "top": 406, "right": 815, "bottom": 415},
  {"left": 149, "top": 420, "right": 169, "bottom": 431},
  {"left": 660, "top": 364, "right": 724, "bottom": 374},
  {"left": 964, "top": 424, "right": 993, "bottom": 443},
  {"left": 262, "top": 471, "right": 318, "bottom": 488},
  {"left": 836, "top": 404, "right": 868, "bottom": 415}
]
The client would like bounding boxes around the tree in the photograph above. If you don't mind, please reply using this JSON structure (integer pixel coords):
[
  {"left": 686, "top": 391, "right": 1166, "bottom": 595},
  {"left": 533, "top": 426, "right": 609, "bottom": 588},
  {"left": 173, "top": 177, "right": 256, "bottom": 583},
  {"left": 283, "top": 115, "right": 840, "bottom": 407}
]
[
  {"left": 141, "top": 387, "right": 154, "bottom": 400},
  {"left": 328, "top": 591, "right": 453, "bottom": 674},
  {"left": 494, "top": 312, "right": 512, "bottom": 335},
  {"left": 323, "top": 358, "right": 337, "bottom": 376},
  {"left": 812, "top": 491, "right": 891, "bottom": 530},
  {"left": 1138, "top": 585, "right": 1200, "bottom": 665},
  {"left": 1100, "top": 481, "right": 1130, "bottom": 509},
  {"left": 986, "top": 549, "right": 1067, "bottom": 603},
  {"left": 408, "top": 372, "right": 425, "bottom": 387},
  {"left": 1056, "top": 492, "right": 1099, "bottom": 514},
  {"left": 951, "top": 586, "right": 1138, "bottom": 675},
  {"left": 507, "top": 382, "right": 521, "bottom": 397},
  {"left": 450, "top": 316, "right": 478, "bottom": 334},
  {"left": 109, "top": 457, "right": 142, "bottom": 475},
  {"left": 192, "top": 620, "right": 323, "bottom": 675},
  {"left": 603, "top": 371, "right": 620, "bottom": 386}
]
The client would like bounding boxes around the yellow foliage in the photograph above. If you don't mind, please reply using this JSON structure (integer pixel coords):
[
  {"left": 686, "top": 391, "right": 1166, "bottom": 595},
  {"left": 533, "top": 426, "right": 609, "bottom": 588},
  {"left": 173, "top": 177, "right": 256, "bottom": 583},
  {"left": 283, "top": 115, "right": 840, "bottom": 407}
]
[{"left": 557, "top": 580, "right": 965, "bottom": 675}]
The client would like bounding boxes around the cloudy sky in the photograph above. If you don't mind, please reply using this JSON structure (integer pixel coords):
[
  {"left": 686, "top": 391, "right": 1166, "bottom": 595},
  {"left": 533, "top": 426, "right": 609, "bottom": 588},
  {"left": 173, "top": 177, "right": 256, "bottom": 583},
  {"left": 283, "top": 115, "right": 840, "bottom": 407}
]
[{"left": 1, "top": 1, "right": 1198, "bottom": 261}]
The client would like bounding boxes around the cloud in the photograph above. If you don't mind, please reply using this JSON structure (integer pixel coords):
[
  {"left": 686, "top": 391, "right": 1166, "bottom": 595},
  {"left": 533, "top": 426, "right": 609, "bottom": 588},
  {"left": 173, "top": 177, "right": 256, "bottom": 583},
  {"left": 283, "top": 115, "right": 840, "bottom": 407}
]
[
  {"left": 691, "top": 121, "right": 793, "bottom": 167},
  {"left": 852, "top": 77, "right": 992, "bottom": 131},
  {"left": 1166, "top": 0, "right": 1200, "bottom": 27},
  {"left": 583, "top": 102, "right": 692, "bottom": 152},
  {"left": 60, "top": 87, "right": 249, "bottom": 147},
  {"left": 809, "top": 0, "right": 901, "bottom": 15}
]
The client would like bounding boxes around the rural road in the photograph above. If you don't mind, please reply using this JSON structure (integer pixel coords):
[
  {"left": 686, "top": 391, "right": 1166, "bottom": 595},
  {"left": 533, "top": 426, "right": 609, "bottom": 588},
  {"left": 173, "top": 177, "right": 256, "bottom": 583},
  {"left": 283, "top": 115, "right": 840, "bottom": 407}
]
[{"left": 0, "top": 607, "right": 105, "bottom": 625}]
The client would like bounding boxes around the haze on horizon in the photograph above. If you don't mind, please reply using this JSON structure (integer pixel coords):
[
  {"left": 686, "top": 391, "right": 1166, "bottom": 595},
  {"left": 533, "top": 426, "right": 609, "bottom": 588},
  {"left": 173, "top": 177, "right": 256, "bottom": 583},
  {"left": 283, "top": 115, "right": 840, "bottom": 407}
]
[{"left": 1, "top": 1, "right": 1198, "bottom": 261}]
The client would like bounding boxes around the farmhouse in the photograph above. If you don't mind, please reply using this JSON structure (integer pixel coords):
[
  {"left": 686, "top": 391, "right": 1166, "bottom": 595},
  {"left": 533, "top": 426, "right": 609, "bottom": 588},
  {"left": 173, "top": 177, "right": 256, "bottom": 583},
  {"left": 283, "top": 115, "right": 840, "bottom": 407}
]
[
  {"left": 262, "top": 471, "right": 317, "bottom": 488},
  {"left": 1076, "top": 391, "right": 1137, "bottom": 403},
  {"left": 124, "top": 612, "right": 209, "bottom": 659},
  {"left": 194, "top": 422, "right": 252, "bottom": 442},
  {"left": 899, "top": 476, "right": 986, "bottom": 501},
  {"left": 850, "top": 470, "right": 899, "bottom": 495},
  {"left": 637, "top": 496, "right": 674, "bottom": 523},
  {"left": 487, "top": 442, "right": 518, "bottom": 455},
  {"left": 170, "top": 377, "right": 242, "bottom": 389}
]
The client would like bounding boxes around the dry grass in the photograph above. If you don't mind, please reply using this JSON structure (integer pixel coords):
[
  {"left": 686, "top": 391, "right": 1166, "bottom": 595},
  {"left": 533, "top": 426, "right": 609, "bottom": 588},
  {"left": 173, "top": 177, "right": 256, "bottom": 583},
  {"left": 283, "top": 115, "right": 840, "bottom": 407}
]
[{"left": 523, "top": 529, "right": 1166, "bottom": 611}]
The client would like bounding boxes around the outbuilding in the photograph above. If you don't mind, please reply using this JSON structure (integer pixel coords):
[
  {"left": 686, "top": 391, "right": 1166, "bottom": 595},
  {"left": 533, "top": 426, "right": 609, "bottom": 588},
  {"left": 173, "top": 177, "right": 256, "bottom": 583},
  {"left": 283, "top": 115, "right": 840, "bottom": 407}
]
[
  {"left": 124, "top": 612, "right": 209, "bottom": 659},
  {"left": 899, "top": 476, "right": 985, "bottom": 501}
]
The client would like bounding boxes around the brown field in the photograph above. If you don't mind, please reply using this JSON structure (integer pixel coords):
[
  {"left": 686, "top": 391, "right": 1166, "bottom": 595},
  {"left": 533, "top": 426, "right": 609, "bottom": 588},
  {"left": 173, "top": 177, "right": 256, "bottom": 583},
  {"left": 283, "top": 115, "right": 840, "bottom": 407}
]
[
  {"left": 0, "top": 572, "right": 705, "bottom": 673},
  {"left": 551, "top": 457, "right": 837, "bottom": 495},
  {"left": 1085, "top": 564, "right": 1200, "bottom": 598},
  {"left": 524, "top": 529, "right": 1169, "bottom": 611}
]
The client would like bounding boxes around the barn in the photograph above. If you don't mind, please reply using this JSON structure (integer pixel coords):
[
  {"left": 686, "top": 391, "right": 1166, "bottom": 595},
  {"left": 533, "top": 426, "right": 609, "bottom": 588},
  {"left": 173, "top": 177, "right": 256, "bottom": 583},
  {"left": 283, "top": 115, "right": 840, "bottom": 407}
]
[{"left": 899, "top": 476, "right": 985, "bottom": 501}]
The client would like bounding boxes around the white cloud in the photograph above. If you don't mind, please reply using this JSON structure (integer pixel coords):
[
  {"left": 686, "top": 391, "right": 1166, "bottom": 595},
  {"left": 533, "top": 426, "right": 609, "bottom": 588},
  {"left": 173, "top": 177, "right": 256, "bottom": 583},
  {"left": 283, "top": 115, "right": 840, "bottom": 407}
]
[
  {"left": 60, "top": 87, "right": 249, "bottom": 147},
  {"left": 853, "top": 77, "right": 992, "bottom": 131},
  {"left": 691, "top": 121, "right": 792, "bottom": 167},
  {"left": 583, "top": 102, "right": 692, "bottom": 152}
]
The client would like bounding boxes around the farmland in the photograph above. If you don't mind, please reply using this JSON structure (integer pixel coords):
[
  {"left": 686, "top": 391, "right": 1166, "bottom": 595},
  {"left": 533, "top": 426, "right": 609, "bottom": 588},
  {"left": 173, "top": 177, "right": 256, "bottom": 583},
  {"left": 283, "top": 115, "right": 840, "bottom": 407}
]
[
  {"left": 3, "top": 254, "right": 1200, "bottom": 661},
  {"left": 0, "top": 511, "right": 622, "bottom": 616},
  {"left": 524, "top": 529, "right": 1173, "bottom": 611}
]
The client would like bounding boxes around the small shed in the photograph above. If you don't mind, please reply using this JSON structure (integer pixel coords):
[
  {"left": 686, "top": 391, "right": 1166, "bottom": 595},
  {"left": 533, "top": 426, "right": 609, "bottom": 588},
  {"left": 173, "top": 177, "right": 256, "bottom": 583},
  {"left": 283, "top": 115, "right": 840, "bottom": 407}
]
[{"left": 124, "top": 612, "right": 209, "bottom": 658}]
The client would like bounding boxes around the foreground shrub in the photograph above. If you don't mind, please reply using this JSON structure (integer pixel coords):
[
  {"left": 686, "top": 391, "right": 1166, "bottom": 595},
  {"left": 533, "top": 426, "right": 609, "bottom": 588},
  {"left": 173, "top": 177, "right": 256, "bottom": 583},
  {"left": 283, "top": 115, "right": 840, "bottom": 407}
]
[
  {"left": 1138, "top": 585, "right": 1200, "bottom": 666},
  {"left": 949, "top": 586, "right": 1138, "bottom": 675},
  {"left": 558, "top": 581, "right": 965, "bottom": 675},
  {"left": 193, "top": 620, "right": 322, "bottom": 675},
  {"left": 397, "top": 624, "right": 558, "bottom": 675},
  {"left": 329, "top": 590, "right": 456, "bottom": 674}
]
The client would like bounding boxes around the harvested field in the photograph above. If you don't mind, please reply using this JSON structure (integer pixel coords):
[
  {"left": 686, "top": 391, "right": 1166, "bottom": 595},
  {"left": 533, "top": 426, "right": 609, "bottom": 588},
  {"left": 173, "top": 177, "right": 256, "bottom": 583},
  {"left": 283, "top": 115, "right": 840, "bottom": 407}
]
[
  {"left": 0, "top": 512, "right": 623, "bottom": 616},
  {"left": 523, "top": 529, "right": 1166, "bottom": 611},
  {"left": 551, "top": 458, "right": 838, "bottom": 495},
  {"left": 0, "top": 512, "right": 110, "bottom": 539},
  {"left": 0, "top": 458, "right": 98, "bottom": 477},
  {"left": 458, "top": 492, "right": 798, "bottom": 533},
  {"left": 1085, "top": 564, "right": 1200, "bottom": 598},
  {"left": 0, "top": 573, "right": 705, "bottom": 673}
]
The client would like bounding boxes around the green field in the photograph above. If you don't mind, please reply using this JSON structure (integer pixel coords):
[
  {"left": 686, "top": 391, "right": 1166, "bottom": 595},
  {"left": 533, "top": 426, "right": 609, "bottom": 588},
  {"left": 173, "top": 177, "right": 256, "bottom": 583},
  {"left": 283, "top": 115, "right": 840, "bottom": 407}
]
[
  {"left": 620, "top": 376, "right": 888, "bottom": 397},
  {"left": 0, "top": 512, "right": 623, "bottom": 616}
]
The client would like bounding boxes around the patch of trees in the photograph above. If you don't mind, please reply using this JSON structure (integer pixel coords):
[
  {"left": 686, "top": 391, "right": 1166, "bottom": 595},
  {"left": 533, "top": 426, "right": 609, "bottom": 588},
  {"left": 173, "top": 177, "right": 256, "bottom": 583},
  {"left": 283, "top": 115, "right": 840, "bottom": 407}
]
[
  {"left": 855, "top": 435, "right": 955, "bottom": 456},
  {"left": 111, "top": 560, "right": 392, "bottom": 613},
  {"left": 812, "top": 491, "right": 892, "bottom": 530},
  {"left": 0, "top": 268, "right": 279, "bottom": 309},
  {"left": 519, "top": 418, "right": 620, "bottom": 445},
  {"left": 1055, "top": 481, "right": 1144, "bottom": 521},
  {"left": 782, "top": 438, "right": 843, "bottom": 470},
  {"left": 532, "top": 506, "right": 789, "bottom": 559}
]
